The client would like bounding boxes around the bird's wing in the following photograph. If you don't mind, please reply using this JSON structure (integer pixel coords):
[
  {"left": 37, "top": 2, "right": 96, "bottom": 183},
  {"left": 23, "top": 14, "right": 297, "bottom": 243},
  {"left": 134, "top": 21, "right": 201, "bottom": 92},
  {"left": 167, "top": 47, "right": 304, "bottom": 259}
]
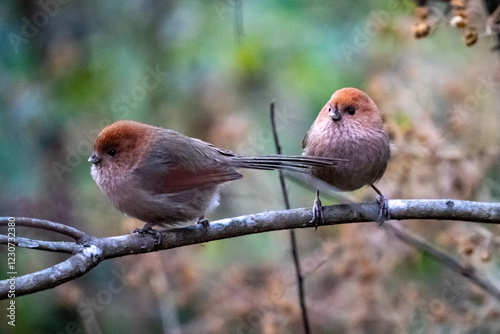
[
  {"left": 135, "top": 158, "right": 243, "bottom": 194},
  {"left": 135, "top": 129, "right": 242, "bottom": 194},
  {"left": 153, "top": 165, "right": 243, "bottom": 193}
]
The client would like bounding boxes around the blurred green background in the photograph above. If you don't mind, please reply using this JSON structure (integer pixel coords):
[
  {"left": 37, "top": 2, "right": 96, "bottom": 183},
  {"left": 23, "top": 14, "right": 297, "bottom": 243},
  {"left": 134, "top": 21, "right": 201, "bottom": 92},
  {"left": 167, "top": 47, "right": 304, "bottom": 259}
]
[{"left": 2, "top": 0, "right": 500, "bottom": 333}]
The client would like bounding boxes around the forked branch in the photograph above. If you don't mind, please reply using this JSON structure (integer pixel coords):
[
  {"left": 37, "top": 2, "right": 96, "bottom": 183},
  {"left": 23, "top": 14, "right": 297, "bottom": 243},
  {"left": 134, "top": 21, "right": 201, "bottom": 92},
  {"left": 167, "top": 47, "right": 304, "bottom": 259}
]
[{"left": 0, "top": 199, "right": 499, "bottom": 299}]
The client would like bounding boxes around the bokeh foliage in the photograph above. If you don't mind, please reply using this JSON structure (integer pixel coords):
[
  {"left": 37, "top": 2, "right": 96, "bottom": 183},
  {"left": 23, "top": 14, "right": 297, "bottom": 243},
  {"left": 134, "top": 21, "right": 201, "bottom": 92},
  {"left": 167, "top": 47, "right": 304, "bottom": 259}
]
[{"left": 1, "top": 0, "right": 500, "bottom": 333}]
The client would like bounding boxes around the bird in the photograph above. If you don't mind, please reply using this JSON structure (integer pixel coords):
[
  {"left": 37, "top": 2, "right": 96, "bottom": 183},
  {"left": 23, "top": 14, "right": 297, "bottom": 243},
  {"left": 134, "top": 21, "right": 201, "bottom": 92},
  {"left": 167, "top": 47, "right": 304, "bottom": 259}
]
[
  {"left": 302, "top": 87, "right": 391, "bottom": 228},
  {"left": 89, "top": 120, "right": 343, "bottom": 234}
]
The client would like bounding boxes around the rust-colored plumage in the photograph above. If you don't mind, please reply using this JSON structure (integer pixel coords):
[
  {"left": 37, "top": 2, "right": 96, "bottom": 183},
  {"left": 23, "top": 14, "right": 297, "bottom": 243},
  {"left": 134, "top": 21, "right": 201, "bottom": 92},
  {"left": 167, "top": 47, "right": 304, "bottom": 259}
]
[{"left": 302, "top": 88, "right": 391, "bottom": 227}]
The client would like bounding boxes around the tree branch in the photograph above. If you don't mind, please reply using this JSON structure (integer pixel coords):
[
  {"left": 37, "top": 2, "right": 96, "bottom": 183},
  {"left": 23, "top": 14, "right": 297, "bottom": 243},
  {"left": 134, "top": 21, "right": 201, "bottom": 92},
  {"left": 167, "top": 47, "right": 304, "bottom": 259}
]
[
  {"left": 0, "top": 199, "right": 499, "bottom": 299},
  {"left": 0, "top": 217, "right": 88, "bottom": 241},
  {"left": 0, "top": 235, "right": 80, "bottom": 253},
  {"left": 385, "top": 221, "right": 500, "bottom": 300}
]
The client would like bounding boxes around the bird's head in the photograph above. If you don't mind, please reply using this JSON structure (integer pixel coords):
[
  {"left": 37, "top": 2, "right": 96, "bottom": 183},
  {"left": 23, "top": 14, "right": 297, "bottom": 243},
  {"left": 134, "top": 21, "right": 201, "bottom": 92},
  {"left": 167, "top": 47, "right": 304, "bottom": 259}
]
[
  {"left": 322, "top": 87, "right": 382, "bottom": 130},
  {"left": 89, "top": 120, "right": 153, "bottom": 176}
]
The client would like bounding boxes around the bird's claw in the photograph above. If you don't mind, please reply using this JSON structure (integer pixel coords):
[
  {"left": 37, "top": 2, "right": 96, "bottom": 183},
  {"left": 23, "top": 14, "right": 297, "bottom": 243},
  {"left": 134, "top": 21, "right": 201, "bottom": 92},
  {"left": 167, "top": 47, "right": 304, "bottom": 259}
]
[
  {"left": 309, "top": 196, "right": 324, "bottom": 230},
  {"left": 375, "top": 194, "right": 390, "bottom": 226},
  {"left": 196, "top": 217, "right": 210, "bottom": 231},
  {"left": 133, "top": 224, "right": 163, "bottom": 245}
]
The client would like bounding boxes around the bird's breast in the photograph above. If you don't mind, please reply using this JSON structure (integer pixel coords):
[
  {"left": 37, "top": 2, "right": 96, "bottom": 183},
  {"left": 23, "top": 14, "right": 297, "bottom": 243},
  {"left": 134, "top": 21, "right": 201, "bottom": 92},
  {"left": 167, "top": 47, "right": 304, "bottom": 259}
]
[{"left": 304, "top": 123, "right": 390, "bottom": 191}]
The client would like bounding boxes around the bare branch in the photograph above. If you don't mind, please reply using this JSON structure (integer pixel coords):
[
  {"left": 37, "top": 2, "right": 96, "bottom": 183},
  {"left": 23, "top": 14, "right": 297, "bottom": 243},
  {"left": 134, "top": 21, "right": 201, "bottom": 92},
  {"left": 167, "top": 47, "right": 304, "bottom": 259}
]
[
  {"left": 2, "top": 248, "right": 103, "bottom": 297},
  {"left": 0, "top": 217, "right": 88, "bottom": 241},
  {"left": 388, "top": 199, "right": 500, "bottom": 223},
  {"left": 0, "top": 235, "right": 80, "bottom": 253},
  {"left": 0, "top": 199, "right": 499, "bottom": 299},
  {"left": 385, "top": 221, "right": 500, "bottom": 300}
]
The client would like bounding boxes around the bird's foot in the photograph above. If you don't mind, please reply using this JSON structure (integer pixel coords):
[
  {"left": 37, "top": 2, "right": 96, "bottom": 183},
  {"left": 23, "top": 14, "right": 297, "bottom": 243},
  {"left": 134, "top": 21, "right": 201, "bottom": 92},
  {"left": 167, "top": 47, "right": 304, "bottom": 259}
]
[
  {"left": 375, "top": 194, "right": 390, "bottom": 226},
  {"left": 309, "top": 195, "right": 324, "bottom": 230},
  {"left": 371, "top": 184, "right": 390, "bottom": 226},
  {"left": 196, "top": 217, "right": 210, "bottom": 232},
  {"left": 133, "top": 223, "right": 163, "bottom": 245}
]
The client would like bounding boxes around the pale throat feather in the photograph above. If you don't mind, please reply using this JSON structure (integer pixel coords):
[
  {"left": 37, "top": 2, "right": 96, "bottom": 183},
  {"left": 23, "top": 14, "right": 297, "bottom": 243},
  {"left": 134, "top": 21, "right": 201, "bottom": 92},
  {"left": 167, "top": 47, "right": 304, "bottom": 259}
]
[{"left": 91, "top": 162, "right": 134, "bottom": 197}]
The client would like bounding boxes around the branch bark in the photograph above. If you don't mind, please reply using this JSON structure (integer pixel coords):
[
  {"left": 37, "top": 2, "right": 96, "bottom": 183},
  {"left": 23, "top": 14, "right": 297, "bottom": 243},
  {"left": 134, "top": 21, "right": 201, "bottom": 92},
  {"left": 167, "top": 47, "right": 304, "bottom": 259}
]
[
  {"left": 1, "top": 199, "right": 499, "bottom": 299},
  {"left": 2, "top": 217, "right": 88, "bottom": 241}
]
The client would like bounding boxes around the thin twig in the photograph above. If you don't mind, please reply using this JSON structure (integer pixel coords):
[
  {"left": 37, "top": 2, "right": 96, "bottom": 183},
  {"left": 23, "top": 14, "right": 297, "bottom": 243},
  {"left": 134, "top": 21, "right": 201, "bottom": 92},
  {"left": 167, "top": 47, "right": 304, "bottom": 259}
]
[
  {"left": 233, "top": 0, "right": 243, "bottom": 43},
  {"left": 1, "top": 199, "right": 500, "bottom": 299},
  {"left": 0, "top": 217, "right": 88, "bottom": 241},
  {"left": 270, "top": 101, "right": 311, "bottom": 334},
  {"left": 385, "top": 220, "right": 500, "bottom": 300}
]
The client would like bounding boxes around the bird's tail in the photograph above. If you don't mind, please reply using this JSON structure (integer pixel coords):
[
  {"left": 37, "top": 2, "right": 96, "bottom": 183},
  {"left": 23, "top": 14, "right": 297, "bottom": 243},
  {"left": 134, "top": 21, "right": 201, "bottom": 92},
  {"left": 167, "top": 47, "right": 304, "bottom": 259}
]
[{"left": 231, "top": 155, "right": 345, "bottom": 173}]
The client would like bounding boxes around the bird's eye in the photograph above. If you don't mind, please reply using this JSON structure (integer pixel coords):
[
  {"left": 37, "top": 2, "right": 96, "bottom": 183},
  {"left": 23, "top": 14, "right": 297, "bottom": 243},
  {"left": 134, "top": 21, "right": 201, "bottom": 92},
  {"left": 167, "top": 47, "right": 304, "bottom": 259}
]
[
  {"left": 107, "top": 149, "right": 116, "bottom": 157},
  {"left": 328, "top": 107, "right": 331, "bottom": 112},
  {"left": 347, "top": 107, "right": 356, "bottom": 115}
]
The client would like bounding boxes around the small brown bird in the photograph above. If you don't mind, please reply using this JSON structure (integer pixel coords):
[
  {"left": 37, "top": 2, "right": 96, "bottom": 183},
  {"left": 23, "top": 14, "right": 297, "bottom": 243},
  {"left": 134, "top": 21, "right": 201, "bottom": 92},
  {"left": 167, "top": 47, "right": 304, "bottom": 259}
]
[
  {"left": 302, "top": 87, "right": 391, "bottom": 228},
  {"left": 89, "top": 120, "right": 342, "bottom": 232}
]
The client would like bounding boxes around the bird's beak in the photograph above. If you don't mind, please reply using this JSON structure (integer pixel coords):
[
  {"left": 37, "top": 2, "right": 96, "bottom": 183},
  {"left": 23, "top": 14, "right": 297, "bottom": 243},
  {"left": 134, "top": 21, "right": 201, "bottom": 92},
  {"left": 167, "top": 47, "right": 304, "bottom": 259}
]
[
  {"left": 88, "top": 152, "right": 101, "bottom": 164},
  {"left": 329, "top": 106, "right": 342, "bottom": 122}
]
